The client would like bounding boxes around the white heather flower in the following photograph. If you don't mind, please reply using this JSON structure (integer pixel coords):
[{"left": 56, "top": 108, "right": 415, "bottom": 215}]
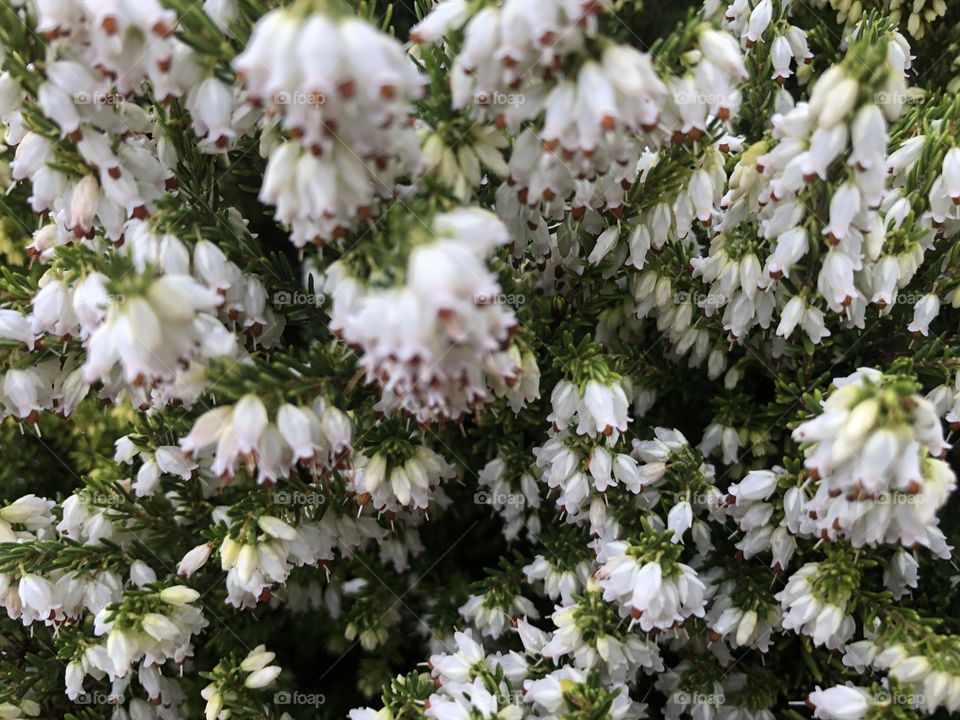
[
  {"left": 82, "top": 276, "right": 223, "bottom": 385},
  {"left": 159, "top": 586, "right": 201, "bottom": 605},
  {"left": 535, "top": 431, "right": 593, "bottom": 517},
  {"left": 523, "top": 555, "right": 590, "bottom": 605},
  {"left": 771, "top": 36, "right": 794, "bottom": 81},
  {"left": 776, "top": 562, "right": 855, "bottom": 650},
  {"left": 177, "top": 544, "right": 213, "bottom": 579},
  {"left": 2, "top": 368, "right": 47, "bottom": 421},
  {"left": 766, "top": 227, "right": 809, "bottom": 279},
  {"left": 134, "top": 458, "right": 161, "bottom": 497},
  {"left": 276, "top": 403, "right": 327, "bottom": 464},
  {"left": 707, "top": 579, "right": 781, "bottom": 652},
  {"left": 350, "top": 446, "right": 455, "bottom": 513},
  {"left": 580, "top": 380, "right": 631, "bottom": 439},
  {"left": 185, "top": 77, "right": 236, "bottom": 149},
  {"left": 0, "top": 495, "right": 53, "bottom": 526},
  {"left": 596, "top": 540, "right": 706, "bottom": 630},
  {"left": 667, "top": 501, "right": 693, "bottom": 542},
  {"left": 328, "top": 208, "right": 515, "bottom": 423},
  {"left": 728, "top": 469, "right": 778, "bottom": 503},
  {"left": 426, "top": 677, "right": 521, "bottom": 720},
  {"left": 32, "top": 276, "right": 78, "bottom": 338},
  {"left": 699, "top": 29, "right": 748, "bottom": 79},
  {"left": 541, "top": 587, "right": 663, "bottom": 683},
  {"left": 548, "top": 380, "right": 579, "bottom": 430},
  {"left": 745, "top": 0, "right": 773, "bottom": 44},
  {"left": 588, "top": 226, "right": 621, "bottom": 265},
  {"left": 67, "top": 174, "right": 100, "bottom": 236},
  {"left": 459, "top": 591, "right": 538, "bottom": 640},
  {"left": 234, "top": 7, "right": 423, "bottom": 246},
  {"left": 907, "top": 293, "right": 940, "bottom": 336},
  {"left": 0, "top": 309, "right": 35, "bottom": 349},
  {"left": 792, "top": 368, "right": 954, "bottom": 548},
  {"left": 179, "top": 395, "right": 352, "bottom": 484},
  {"left": 486, "top": 344, "right": 541, "bottom": 414},
  {"left": 18, "top": 574, "right": 57, "bottom": 623},
  {"left": 849, "top": 105, "right": 887, "bottom": 170},
  {"left": 428, "top": 629, "right": 486, "bottom": 686},
  {"left": 942, "top": 148, "right": 960, "bottom": 201},
  {"left": 241, "top": 645, "right": 276, "bottom": 673},
  {"left": 244, "top": 665, "right": 281, "bottom": 689},
  {"left": 257, "top": 515, "right": 298, "bottom": 541},
  {"left": 807, "top": 685, "right": 871, "bottom": 720},
  {"left": 524, "top": 667, "right": 586, "bottom": 714},
  {"left": 409, "top": 0, "right": 470, "bottom": 43}
]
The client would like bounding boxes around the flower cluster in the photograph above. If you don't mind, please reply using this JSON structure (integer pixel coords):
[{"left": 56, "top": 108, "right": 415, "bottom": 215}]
[
  {"left": 596, "top": 530, "right": 708, "bottom": 631},
  {"left": 180, "top": 394, "right": 352, "bottom": 484},
  {"left": 325, "top": 207, "right": 524, "bottom": 423},
  {"left": 235, "top": 5, "right": 424, "bottom": 246},
  {"left": 348, "top": 445, "right": 456, "bottom": 513},
  {"left": 776, "top": 560, "right": 856, "bottom": 651},
  {"left": 792, "top": 367, "right": 954, "bottom": 551},
  {"left": 697, "top": 20, "right": 927, "bottom": 349}
]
